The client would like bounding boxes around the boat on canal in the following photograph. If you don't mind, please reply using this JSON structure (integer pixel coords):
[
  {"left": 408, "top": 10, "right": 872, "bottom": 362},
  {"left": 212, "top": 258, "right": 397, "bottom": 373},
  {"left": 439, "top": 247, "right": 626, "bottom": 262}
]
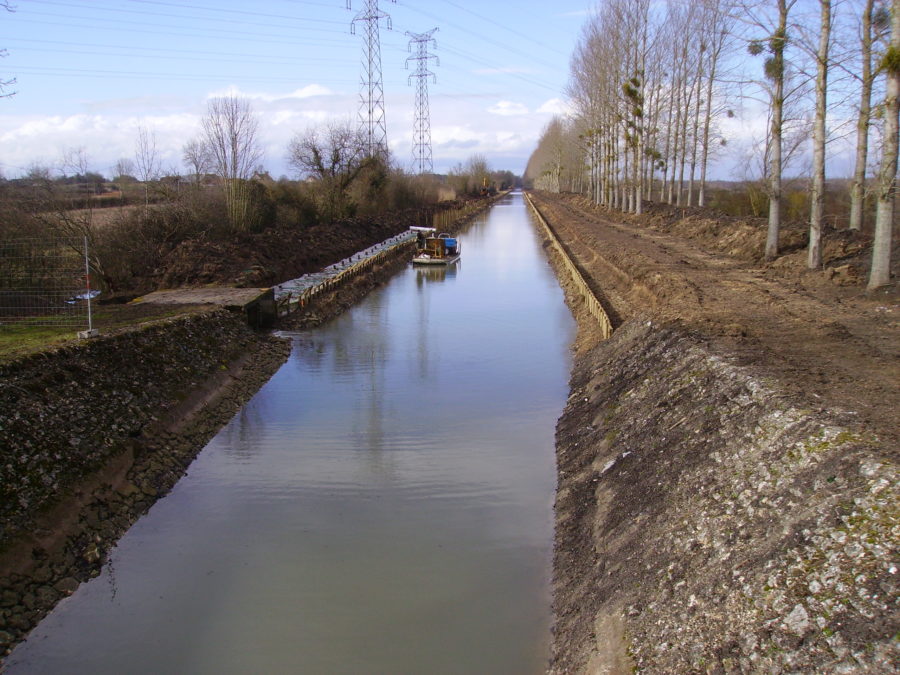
[{"left": 412, "top": 228, "right": 461, "bottom": 265}]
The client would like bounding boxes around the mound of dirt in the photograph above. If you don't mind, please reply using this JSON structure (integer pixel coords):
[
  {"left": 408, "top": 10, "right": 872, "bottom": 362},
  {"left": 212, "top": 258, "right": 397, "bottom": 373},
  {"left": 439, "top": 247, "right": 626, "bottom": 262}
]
[{"left": 153, "top": 202, "right": 473, "bottom": 290}]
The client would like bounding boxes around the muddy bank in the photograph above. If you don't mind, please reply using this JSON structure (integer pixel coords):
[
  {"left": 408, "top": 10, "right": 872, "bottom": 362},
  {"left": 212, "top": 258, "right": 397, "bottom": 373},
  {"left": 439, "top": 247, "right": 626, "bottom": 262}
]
[
  {"left": 530, "top": 191, "right": 898, "bottom": 673},
  {"left": 0, "top": 311, "right": 290, "bottom": 655}
]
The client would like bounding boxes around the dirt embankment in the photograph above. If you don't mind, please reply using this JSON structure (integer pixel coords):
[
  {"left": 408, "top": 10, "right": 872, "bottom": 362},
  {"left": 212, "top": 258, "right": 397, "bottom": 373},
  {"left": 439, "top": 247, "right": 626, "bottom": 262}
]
[
  {"left": 0, "top": 311, "right": 290, "bottom": 655},
  {"left": 151, "top": 202, "right": 473, "bottom": 291},
  {"left": 529, "top": 191, "right": 898, "bottom": 673}
]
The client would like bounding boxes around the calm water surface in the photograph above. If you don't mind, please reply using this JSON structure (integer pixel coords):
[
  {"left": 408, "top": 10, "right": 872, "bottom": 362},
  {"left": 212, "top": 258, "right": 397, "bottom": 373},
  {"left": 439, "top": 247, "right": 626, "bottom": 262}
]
[{"left": 6, "top": 191, "right": 575, "bottom": 674}]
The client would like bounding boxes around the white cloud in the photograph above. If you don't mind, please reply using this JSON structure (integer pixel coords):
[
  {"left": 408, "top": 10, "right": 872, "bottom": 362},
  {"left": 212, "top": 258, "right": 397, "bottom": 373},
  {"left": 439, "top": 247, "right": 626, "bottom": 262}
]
[
  {"left": 536, "top": 98, "right": 572, "bottom": 116},
  {"left": 206, "top": 84, "right": 336, "bottom": 104},
  {"left": 488, "top": 101, "right": 529, "bottom": 116}
]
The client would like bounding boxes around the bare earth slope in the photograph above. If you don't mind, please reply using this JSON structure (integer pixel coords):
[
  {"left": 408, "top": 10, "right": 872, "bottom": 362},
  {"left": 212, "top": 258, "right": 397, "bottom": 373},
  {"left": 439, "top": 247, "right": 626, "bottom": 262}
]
[
  {"left": 528, "top": 191, "right": 898, "bottom": 673},
  {"left": 530, "top": 191, "right": 898, "bottom": 450}
]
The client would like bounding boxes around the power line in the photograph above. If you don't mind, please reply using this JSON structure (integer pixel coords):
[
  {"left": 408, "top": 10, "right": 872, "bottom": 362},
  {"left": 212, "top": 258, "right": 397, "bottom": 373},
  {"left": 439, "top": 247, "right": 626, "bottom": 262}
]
[
  {"left": 29, "top": 0, "right": 349, "bottom": 28},
  {"left": 5, "top": 44, "right": 357, "bottom": 68},
  {"left": 9, "top": 64, "right": 358, "bottom": 85},
  {"left": 11, "top": 17, "right": 350, "bottom": 47},
  {"left": 434, "top": 0, "right": 569, "bottom": 57},
  {"left": 0, "top": 36, "right": 351, "bottom": 62},
  {"left": 395, "top": 2, "right": 563, "bottom": 72}
]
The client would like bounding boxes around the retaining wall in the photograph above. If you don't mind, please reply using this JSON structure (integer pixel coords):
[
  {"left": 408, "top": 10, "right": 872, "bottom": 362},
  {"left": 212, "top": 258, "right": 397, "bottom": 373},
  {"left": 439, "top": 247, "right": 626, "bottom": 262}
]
[{"left": 525, "top": 191, "right": 613, "bottom": 339}]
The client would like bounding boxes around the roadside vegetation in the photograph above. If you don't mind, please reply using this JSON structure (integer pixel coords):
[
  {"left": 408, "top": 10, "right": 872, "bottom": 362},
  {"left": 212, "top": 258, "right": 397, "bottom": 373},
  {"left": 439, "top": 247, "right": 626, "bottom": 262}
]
[{"left": 525, "top": 0, "right": 898, "bottom": 290}]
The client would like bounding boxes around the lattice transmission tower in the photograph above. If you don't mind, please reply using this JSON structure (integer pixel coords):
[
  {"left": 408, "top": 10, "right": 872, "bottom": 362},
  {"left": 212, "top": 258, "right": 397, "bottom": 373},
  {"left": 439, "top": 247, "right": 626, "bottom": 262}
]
[
  {"left": 349, "top": 0, "right": 395, "bottom": 157},
  {"left": 405, "top": 28, "right": 438, "bottom": 174}
]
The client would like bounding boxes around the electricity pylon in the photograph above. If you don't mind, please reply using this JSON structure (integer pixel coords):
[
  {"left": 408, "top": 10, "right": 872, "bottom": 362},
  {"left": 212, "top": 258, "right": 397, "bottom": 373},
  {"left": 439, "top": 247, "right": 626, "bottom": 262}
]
[
  {"left": 405, "top": 28, "right": 438, "bottom": 174},
  {"left": 349, "top": 0, "right": 395, "bottom": 158}
]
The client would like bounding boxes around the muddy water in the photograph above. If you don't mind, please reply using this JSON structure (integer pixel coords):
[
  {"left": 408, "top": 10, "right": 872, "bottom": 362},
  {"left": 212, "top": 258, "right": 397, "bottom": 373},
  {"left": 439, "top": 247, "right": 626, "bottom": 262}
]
[{"left": 5, "top": 192, "right": 575, "bottom": 674}]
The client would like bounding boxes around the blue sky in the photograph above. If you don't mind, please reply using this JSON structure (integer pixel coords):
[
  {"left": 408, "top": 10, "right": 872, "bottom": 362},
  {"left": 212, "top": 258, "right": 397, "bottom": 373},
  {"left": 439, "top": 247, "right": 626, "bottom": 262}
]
[{"left": 0, "top": 0, "right": 591, "bottom": 179}]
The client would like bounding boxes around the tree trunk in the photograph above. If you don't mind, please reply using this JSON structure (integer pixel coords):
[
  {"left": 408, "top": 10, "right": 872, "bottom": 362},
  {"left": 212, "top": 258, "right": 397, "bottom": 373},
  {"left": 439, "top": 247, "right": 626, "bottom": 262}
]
[
  {"left": 808, "top": 0, "right": 830, "bottom": 269},
  {"left": 661, "top": 84, "right": 674, "bottom": 201},
  {"left": 699, "top": 13, "right": 725, "bottom": 209},
  {"left": 688, "top": 47, "right": 705, "bottom": 207},
  {"left": 868, "top": 0, "right": 899, "bottom": 289},
  {"left": 676, "top": 55, "right": 695, "bottom": 206},
  {"left": 850, "top": 0, "right": 875, "bottom": 231},
  {"left": 766, "top": 0, "right": 788, "bottom": 261}
]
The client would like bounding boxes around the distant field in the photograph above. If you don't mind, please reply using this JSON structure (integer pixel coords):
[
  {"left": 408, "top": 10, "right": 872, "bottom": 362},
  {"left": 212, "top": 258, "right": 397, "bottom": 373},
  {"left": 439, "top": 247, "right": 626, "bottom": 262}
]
[{"left": 66, "top": 204, "right": 141, "bottom": 229}]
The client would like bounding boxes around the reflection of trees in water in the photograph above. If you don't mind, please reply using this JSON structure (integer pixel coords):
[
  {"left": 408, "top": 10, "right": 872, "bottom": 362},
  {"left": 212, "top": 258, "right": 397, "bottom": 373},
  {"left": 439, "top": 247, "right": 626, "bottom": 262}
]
[
  {"left": 217, "top": 395, "right": 267, "bottom": 462},
  {"left": 457, "top": 213, "right": 491, "bottom": 249},
  {"left": 305, "top": 293, "right": 392, "bottom": 464},
  {"left": 290, "top": 337, "right": 327, "bottom": 372}
]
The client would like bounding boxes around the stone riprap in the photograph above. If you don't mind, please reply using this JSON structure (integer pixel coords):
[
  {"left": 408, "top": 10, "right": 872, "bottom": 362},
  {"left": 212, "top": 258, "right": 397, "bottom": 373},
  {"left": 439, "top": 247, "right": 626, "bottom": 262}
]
[
  {"left": 550, "top": 317, "right": 898, "bottom": 674},
  {"left": 0, "top": 309, "right": 290, "bottom": 654}
]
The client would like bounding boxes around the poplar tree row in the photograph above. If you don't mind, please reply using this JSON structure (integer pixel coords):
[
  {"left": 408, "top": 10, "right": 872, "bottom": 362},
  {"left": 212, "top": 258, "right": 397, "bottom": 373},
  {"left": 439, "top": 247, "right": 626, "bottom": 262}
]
[{"left": 526, "top": 0, "right": 899, "bottom": 289}]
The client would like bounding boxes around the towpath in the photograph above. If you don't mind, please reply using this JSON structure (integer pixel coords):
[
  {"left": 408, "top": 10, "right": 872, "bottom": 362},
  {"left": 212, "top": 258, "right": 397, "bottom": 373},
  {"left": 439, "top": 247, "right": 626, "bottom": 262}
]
[{"left": 528, "top": 191, "right": 899, "bottom": 451}]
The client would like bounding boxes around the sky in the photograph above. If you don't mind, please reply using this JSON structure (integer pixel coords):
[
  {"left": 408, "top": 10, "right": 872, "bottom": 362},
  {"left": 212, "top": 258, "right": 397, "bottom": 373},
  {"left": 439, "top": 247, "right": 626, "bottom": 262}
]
[{"left": 0, "top": 0, "right": 592, "bottom": 179}]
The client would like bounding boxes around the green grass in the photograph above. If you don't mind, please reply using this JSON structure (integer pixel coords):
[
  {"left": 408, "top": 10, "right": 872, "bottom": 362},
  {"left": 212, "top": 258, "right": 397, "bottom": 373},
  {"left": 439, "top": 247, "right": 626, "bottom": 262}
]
[
  {"left": 0, "top": 303, "right": 212, "bottom": 363},
  {"left": 0, "top": 323, "right": 78, "bottom": 360}
]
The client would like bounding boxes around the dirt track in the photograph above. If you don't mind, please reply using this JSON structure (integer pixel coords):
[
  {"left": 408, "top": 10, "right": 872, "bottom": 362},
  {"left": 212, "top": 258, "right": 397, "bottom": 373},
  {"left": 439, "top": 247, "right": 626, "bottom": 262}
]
[{"left": 528, "top": 191, "right": 899, "bottom": 451}]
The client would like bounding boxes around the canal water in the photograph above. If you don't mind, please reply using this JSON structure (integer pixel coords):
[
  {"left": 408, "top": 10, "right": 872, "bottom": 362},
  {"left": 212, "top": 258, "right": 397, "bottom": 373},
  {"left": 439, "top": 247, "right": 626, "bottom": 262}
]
[{"left": 5, "top": 191, "right": 576, "bottom": 674}]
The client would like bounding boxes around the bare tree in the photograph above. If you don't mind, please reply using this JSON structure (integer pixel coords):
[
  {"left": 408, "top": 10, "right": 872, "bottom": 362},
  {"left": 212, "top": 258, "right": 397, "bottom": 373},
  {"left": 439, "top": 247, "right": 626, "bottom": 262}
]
[
  {"left": 182, "top": 137, "right": 212, "bottom": 187},
  {"left": 849, "top": 0, "right": 889, "bottom": 230},
  {"left": 61, "top": 146, "right": 90, "bottom": 178},
  {"left": 746, "top": 0, "right": 798, "bottom": 260},
  {"left": 112, "top": 157, "right": 136, "bottom": 181},
  {"left": 807, "top": 0, "right": 832, "bottom": 269},
  {"left": 287, "top": 121, "right": 369, "bottom": 221},
  {"left": 560, "top": 0, "right": 666, "bottom": 212},
  {"left": 698, "top": 0, "right": 738, "bottom": 207},
  {"left": 0, "top": 0, "right": 15, "bottom": 99},
  {"left": 25, "top": 162, "right": 53, "bottom": 181},
  {"left": 202, "top": 95, "right": 264, "bottom": 231},
  {"left": 464, "top": 153, "right": 492, "bottom": 193},
  {"left": 134, "top": 125, "right": 161, "bottom": 205},
  {"left": 868, "top": 0, "right": 899, "bottom": 289}
]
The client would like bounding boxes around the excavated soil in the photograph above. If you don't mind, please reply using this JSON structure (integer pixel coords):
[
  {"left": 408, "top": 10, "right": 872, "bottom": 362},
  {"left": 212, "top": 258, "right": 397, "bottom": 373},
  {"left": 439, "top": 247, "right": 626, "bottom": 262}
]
[
  {"left": 530, "top": 191, "right": 898, "bottom": 450},
  {"left": 528, "top": 191, "right": 898, "bottom": 674},
  {"left": 153, "top": 204, "right": 461, "bottom": 290}
]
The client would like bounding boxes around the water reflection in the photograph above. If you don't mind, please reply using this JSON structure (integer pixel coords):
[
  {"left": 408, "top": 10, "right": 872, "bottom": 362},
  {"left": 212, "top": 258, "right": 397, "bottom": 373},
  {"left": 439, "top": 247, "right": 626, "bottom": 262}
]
[
  {"left": 5, "top": 192, "right": 575, "bottom": 675},
  {"left": 414, "top": 262, "right": 458, "bottom": 285}
]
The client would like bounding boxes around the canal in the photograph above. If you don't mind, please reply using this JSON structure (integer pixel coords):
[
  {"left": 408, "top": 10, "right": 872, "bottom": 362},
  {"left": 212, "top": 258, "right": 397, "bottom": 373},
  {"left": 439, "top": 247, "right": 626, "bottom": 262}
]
[{"left": 5, "top": 191, "right": 576, "bottom": 674}]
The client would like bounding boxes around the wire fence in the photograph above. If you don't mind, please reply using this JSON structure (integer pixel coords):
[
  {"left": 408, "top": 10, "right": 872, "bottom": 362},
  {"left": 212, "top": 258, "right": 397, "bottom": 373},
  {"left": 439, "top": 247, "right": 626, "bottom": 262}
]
[{"left": 0, "top": 236, "right": 96, "bottom": 330}]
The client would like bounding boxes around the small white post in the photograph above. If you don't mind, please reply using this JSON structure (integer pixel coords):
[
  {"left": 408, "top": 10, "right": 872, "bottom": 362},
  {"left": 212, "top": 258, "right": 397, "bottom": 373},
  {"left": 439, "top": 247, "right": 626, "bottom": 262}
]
[{"left": 78, "top": 236, "right": 99, "bottom": 339}]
